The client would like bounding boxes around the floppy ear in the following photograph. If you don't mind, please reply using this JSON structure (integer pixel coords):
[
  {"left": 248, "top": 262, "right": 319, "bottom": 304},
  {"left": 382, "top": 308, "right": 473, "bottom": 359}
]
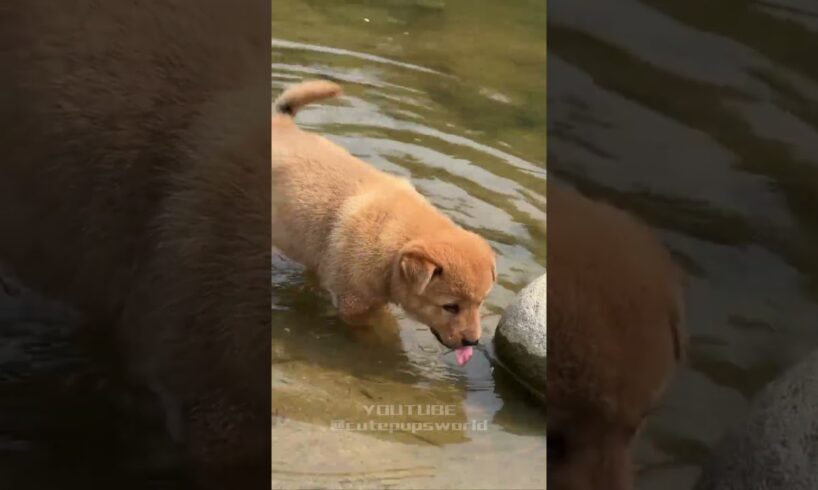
[{"left": 399, "top": 242, "right": 441, "bottom": 295}]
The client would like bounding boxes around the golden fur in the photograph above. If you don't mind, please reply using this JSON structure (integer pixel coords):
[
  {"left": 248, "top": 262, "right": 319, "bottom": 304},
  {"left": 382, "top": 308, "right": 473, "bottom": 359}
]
[
  {"left": 272, "top": 80, "right": 496, "bottom": 348},
  {"left": 547, "top": 185, "right": 685, "bottom": 490},
  {"left": 0, "top": 1, "right": 269, "bottom": 486}
]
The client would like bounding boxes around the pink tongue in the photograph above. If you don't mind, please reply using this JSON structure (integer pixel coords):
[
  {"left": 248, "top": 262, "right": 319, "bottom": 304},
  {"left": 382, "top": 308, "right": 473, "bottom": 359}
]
[{"left": 455, "top": 346, "right": 474, "bottom": 366}]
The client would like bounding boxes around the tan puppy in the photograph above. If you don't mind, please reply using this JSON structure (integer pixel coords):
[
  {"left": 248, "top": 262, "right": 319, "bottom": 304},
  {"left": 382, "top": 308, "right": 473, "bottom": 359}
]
[
  {"left": 547, "top": 185, "right": 685, "bottom": 490},
  {"left": 0, "top": 2, "right": 269, "bottom": 487},
  {"left": 272, "top": 80, "right": 496, "bottom": 352}
]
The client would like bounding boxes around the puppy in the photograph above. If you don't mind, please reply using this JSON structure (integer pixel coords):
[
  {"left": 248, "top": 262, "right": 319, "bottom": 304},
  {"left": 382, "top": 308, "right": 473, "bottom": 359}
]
[
  {"left": 547, "top": 185, "right": 685, "bottom": 490},
  {"left": 272, "top": 80, "right": 496, "bottom": 358},
  {"left": 0, "top": 2, "right": 269, "bottom": 487}
]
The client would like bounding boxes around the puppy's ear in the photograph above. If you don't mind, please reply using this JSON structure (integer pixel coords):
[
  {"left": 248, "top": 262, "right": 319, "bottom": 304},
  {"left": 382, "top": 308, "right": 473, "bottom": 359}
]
[{"left": 399, "top": 242, "right": 441, "bottom": 295}]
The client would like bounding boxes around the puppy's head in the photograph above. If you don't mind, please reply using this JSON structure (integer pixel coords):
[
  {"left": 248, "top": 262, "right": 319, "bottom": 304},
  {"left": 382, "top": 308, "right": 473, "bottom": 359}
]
[{"left": 391, "top": 230, "right": 496, "bottom": 349}]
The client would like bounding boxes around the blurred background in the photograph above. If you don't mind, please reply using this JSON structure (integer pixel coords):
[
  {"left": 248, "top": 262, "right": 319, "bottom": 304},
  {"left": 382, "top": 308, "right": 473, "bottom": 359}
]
[{"left": 548, "top": 1, "right": 818, "bottom": 488}]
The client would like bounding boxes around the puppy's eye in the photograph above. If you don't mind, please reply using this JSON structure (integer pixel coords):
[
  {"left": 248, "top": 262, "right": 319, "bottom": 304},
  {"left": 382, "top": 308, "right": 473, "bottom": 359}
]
[
  {"left": 442, "top": 303, "right": 459, "bottom": 314},
  {"left": 433, "top": 266, "right": 443, "bottom": 277},
  {"left": 547, "top": 430, "right": 568, "bottom": 464}
]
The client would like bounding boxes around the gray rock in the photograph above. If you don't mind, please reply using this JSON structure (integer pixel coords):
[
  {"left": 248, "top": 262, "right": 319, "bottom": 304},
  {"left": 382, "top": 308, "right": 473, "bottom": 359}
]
[
  {"left": 493, "top": 274, "right": 546, "bottom": 395},
  {"left": 695, "top": 349, "right": 818, "bottom": 490}
]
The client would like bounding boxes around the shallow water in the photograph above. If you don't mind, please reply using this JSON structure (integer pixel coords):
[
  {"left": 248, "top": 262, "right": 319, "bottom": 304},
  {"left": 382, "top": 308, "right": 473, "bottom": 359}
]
[
  {"left": 549, "top": 1, "right": 818, "bottom": 488},
  {"left": 272, "top": 1, "right": 547, "bottom": 488}
]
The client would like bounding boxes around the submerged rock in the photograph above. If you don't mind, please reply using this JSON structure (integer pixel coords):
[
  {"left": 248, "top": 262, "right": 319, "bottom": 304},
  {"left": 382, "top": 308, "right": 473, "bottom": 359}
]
[
  {"left": 493, "top": 274, "right": 546, "bottom": 396},
  {"left": 695, "top": 349, "right": 818, "bottom": 490}
]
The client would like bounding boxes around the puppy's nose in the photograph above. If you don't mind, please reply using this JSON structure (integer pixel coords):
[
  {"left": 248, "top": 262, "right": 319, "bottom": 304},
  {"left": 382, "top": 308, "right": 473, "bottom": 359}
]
[{"left": 461, "top": 337, "right": 479, "bottom": 347}]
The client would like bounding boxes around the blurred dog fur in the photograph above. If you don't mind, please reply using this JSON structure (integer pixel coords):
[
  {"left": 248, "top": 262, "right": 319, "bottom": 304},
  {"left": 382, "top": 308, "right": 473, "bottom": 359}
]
[
  {"left": 272, "top": 80, "right": 496, "bottom": 349},
  {"left": 547, "top": 184, "right": 685, "bottom": 490},
  {"left": 0, "top": 1, "right": 269, "bottom": 486}
]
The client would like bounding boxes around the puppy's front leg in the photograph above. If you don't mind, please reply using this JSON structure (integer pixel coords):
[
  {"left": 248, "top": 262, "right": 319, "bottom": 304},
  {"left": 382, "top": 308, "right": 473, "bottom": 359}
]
[{"left": 337, "top": 291, "right": 379, "bottom": 326}]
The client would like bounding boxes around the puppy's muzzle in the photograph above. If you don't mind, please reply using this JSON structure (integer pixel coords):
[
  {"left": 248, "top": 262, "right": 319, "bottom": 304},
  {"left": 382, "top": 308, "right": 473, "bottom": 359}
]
[{"left": 430, "top": 329, "right": 480, "bottom": 348}]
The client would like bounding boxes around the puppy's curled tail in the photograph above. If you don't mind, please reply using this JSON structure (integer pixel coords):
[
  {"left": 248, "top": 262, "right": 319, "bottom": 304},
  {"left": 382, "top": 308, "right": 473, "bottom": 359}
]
[{"left": 274, "top": 80, "right": 343, "bottom": 117}]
